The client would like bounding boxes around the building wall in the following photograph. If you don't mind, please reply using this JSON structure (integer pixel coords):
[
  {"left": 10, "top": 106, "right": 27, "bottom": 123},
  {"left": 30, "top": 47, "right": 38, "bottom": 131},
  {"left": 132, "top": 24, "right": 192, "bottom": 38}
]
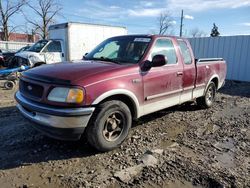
[
  {"left": 188, "top": 36, "right": 250, "bottom": 82},
  {"left": 0, "top": 32, "right": 39, "bottom": 42}
]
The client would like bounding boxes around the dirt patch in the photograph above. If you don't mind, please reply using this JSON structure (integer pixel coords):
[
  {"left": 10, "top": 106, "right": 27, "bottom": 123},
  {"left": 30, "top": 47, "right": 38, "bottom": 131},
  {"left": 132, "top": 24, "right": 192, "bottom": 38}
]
[{"left": 0, "top": 81, "right": 249, "bottom": 188}]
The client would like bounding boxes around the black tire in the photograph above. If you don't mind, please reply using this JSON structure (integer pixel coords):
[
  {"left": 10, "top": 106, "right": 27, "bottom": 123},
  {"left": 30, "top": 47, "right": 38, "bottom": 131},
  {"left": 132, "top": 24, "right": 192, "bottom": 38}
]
[
  {"left": 197, "top": 82, "right": 216, "bottom": 108},
  {"left": 86, "top": 100, "right": 132, "bottom": 152},
  {"left": 4, "top": 81, "right": 15, "bottom": 90}
]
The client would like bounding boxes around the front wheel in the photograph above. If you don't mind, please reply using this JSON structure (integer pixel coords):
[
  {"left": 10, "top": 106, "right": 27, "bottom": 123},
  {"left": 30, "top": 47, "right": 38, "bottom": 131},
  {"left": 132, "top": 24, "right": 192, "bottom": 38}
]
[
  {"left": 86, "top": 100, "right": 132, "bottom": 152},
  {"left": 197, "top": 82, "right": 216, "bottom": 108}
]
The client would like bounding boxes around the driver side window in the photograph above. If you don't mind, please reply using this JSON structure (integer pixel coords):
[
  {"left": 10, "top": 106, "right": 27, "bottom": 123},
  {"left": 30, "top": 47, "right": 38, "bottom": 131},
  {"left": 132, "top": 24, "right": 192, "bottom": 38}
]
[
  {"left": 43, "top": 41, "right": 62, "bottom": 53},
  {"left": 150, "top": 39, "right": 177, "bottom": 64}
]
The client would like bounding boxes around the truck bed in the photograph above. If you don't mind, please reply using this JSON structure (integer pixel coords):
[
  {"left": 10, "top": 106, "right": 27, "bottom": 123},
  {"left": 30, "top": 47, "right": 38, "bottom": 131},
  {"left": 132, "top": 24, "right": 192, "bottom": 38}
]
[{"left": 196, "top": 59, "right": 226, "bottom": 91}]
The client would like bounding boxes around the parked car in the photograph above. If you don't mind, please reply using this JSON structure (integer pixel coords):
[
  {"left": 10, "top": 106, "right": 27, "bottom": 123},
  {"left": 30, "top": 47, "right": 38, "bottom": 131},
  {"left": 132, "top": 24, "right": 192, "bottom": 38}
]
[
  {"left": 0, "top": 46, "right": 30, "bottom": 67},
  {"left": 3, "top": 45, "right": 30, "bottom": 61},
  {"left": 0, "top": 53, "right": 4, "bottom": 67},
  {"left": 14, "top": 22, "right": 127, "bottom": 67},
  {"left": 15, "top": 35, "right": 227, "bottom": 151}
]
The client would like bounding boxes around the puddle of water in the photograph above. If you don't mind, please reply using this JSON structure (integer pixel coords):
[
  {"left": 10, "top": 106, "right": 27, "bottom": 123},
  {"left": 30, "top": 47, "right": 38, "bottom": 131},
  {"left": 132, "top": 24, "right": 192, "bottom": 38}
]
[
  {"left": 216, "top": 151, "right": 235, "bottom": 168},
  {"left": 160, "top": 140, "right": 174, "bottom": 148},
  {"left": 214, "top": 138, "right": 235, "bottom": 151},
  {"left": 213, "top": 138, "right": 236, "bottom": 168},
  {"left": 159, "top": 123, "right": 186, "bottom": 149}
]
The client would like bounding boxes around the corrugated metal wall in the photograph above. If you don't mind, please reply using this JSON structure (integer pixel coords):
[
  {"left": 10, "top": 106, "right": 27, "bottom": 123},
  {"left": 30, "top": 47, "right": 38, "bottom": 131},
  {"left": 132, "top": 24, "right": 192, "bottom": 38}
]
[{"left": 188, "top": 36, "right": 250, "bottom": 82}]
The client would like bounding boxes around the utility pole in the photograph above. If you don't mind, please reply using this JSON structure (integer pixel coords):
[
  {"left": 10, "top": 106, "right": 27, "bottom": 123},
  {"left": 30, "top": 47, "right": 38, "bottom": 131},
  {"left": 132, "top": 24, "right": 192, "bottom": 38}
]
[{"left": 180, "top": 9, "right": 184, "bottom": 37}]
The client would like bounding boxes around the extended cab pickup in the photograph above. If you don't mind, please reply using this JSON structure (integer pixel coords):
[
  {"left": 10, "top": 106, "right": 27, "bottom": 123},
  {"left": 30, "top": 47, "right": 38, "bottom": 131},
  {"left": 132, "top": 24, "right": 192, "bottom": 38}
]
[{"left": 15, "top": 35, "right": 227, "bottom": 151}]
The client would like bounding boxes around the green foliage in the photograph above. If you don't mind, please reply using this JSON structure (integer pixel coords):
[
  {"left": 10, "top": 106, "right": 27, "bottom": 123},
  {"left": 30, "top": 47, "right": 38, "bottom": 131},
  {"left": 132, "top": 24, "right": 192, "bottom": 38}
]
[{"left": 210, "top": 23, "right": 220, "bottom": 37}]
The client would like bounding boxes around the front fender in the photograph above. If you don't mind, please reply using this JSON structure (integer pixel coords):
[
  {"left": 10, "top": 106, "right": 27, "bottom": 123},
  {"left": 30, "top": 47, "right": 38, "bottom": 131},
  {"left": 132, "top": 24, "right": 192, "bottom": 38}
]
[{"left": 92, "top": 89, "right": 142, "bottom": 118}]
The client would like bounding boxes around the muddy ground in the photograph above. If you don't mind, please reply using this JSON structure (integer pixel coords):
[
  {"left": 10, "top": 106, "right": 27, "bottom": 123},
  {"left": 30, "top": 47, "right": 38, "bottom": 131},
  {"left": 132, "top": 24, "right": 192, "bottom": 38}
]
[{"left": 0, "top": 81, "right": 249, "bottom": 188}]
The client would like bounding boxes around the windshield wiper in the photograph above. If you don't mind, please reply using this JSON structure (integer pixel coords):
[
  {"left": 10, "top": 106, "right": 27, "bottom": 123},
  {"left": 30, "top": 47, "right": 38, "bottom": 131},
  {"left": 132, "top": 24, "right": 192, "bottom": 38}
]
[{"left": 86, "top": 57, "right": 121, "bottom": 64}]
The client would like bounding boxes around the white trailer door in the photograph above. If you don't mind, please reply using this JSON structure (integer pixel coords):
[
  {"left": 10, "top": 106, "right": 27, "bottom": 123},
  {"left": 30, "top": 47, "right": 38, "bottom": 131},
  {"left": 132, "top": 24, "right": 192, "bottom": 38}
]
[{"left": 41, "top": 41, "right": 65, "bottom": 64}]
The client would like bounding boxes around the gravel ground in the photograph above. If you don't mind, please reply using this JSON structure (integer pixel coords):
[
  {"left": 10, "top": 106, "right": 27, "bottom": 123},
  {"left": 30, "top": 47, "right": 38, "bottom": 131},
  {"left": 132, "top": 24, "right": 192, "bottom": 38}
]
[{"left": 0, "top": 80, "right": 249, "bottom": 188}]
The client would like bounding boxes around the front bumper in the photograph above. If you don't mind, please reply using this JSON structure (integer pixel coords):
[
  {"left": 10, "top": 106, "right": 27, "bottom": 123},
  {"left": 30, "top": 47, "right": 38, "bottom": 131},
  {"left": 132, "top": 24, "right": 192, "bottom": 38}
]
[{"left": 15, "top": 91, "right": 95, "bottom": 140}]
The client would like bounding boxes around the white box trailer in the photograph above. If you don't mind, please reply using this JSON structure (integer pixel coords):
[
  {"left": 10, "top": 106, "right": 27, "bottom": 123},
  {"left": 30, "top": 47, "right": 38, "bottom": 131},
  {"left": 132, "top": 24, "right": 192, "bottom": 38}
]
[
  {"left": 49, "top": 22, "right": 128, "bottom": 61},
  {"left": 15, "top": 22, "right": 127, "bottom": 66}
]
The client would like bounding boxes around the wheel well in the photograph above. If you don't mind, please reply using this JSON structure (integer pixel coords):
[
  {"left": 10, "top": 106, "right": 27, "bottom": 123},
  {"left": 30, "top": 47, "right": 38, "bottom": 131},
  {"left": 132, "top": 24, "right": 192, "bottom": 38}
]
[
  {"left": 99, "top": 94, "right": 137, "bottom": 120},
  {"left": 211, "top": 77, "right": 219, "bottom": 89}
]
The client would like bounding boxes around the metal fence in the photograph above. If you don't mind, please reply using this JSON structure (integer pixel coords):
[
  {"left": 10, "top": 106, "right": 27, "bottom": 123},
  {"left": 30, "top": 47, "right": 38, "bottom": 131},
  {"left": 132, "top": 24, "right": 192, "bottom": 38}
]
[
  {"left": 188, "top": 35, "right": 250, "bottom": 82},
  {"left": 0, "top": 41, "right": 34, "bottom": 52}
]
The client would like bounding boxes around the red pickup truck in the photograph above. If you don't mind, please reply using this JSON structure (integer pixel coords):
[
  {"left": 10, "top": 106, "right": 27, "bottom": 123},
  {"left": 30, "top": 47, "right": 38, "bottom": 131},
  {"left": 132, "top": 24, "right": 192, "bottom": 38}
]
[{"left": 15, "top": 35, "right": 226, "bottom": 151}]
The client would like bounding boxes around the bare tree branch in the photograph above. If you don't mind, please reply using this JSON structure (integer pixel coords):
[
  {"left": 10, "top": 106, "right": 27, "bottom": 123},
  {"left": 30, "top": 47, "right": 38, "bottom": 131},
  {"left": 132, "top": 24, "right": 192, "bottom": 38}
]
[
  {"left": 158, "top": 12, "right": 174, "bottom": 35},
  {"left": 25, "top": 0, "right": 62, "bottom": 39},
  {"left": 0, "top": 0, "right": 27, "bottom": 41},
  {"left": 190, "top": 28, "right": 206, "bottom": 37}
]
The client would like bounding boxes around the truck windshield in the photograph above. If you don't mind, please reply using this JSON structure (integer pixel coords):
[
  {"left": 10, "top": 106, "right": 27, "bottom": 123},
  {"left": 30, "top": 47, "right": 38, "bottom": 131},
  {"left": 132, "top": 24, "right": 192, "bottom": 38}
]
[
  {"left": 28, "top": 40, "right": 48, "bottom": 53},
  {"left": 85, "top": 36, "right": 151, "bottom": 64}
]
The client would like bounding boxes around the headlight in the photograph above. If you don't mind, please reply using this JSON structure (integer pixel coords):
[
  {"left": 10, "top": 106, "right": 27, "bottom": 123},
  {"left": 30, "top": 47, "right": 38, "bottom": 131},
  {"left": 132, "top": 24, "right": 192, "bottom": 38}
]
[{"left": 48, "top": 87, "right": 84, "bottom": 103}]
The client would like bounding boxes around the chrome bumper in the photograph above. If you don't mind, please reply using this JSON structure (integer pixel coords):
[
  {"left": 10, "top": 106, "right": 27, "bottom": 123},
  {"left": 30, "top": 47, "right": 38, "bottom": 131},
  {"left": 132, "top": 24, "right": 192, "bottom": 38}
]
[
  {"left": 15, "top": 91, "right": 95, "bottom": 140},
  {"left": 16, "top": 104, "right": 94, "bottom": 129}
]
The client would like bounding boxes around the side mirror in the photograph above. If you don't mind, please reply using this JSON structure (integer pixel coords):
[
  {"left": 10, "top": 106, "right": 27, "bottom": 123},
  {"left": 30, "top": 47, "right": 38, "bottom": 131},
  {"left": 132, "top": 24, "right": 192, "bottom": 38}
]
[
  {"left": 141, "top": 60, "right": 151, "bottom": 71},
  {"left": 152, "top": 54, "right": 167, "bottom": 67},
  {"left": 141, "top": 55, "right": 167, "bottom": 72},
  {"left": 82, "top": 53, "right": 88, "bottom": 60}
]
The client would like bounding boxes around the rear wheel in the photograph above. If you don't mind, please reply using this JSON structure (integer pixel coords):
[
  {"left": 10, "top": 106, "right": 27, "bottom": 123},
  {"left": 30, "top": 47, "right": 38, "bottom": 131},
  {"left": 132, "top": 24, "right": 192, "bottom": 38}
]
[
  {"left": 197, "top": 82, "right": 216, "bottom": 108},
  {"left": 4, "top": 80, "right": 15, "bottom": 90},
  {"left": 86, "top": 100, "right": 132, "bottom": 152}
]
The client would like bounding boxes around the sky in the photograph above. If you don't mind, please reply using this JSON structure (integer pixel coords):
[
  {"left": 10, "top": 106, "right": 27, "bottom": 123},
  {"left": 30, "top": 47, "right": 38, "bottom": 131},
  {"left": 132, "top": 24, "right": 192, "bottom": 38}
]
[{"left": 10, "top": 0, "right": 250, "bottom": 37}]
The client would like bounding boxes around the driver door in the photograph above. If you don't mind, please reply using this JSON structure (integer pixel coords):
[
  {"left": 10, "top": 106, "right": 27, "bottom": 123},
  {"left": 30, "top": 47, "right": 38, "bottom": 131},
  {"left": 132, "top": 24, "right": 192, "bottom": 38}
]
[
  {"left": 42, "top": 41, "right": 65, "bottom": 64},
  {"left": 142, "top": 38, "right": 183, "bottom": 115}
]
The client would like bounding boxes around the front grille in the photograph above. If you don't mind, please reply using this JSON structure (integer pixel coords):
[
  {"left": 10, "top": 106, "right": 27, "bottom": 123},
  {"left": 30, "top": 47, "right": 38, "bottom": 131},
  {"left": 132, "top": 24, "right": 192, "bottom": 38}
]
[{"left": 19, "top": 79, "right": 44, "bottom": 100}]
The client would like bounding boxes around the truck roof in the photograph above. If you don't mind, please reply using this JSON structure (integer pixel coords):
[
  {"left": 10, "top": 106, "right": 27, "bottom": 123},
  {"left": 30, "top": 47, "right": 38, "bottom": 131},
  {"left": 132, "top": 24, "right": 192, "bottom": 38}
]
[
  {"left": 49, "top": 22, "right": 127, "bottom": 30},
  {"left": 106, "top": 34, "right": 185, "bottom": 40}
]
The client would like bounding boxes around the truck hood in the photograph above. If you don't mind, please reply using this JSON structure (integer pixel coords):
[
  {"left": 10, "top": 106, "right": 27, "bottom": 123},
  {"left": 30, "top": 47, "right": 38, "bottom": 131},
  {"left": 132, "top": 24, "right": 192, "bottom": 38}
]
[
  {"left": 16, "top": 51, "right": 38, "bottom": 59},
  {"left": 22, "top": 61, "right": 123, "bottom": 84},
  {"left": 16, "top": 51, "right": 45, "bottom": 65}
]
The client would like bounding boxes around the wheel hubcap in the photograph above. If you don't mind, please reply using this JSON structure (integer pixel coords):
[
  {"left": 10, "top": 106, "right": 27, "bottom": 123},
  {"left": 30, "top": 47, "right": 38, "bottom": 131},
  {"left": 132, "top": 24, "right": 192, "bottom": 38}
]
[
  {"left": 206, "top": 85, "right": 215, "bottom": 104},
  {"left": 103, "top": 112, "right": 124, "bottom": 141}
]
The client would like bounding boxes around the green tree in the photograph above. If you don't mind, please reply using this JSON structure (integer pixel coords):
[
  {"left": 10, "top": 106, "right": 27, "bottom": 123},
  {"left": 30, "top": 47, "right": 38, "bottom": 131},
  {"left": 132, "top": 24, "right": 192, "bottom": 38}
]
[{"left": 210, "top": 23, "right": 220, "bottom": 37}]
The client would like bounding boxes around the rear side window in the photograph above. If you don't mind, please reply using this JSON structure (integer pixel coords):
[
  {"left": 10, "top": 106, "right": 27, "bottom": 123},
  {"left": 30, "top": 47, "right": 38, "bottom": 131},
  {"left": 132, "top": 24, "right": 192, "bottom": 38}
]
[
  {"left": 150, "top": 39, "right": 177, "bottom": 64},
  {"left": 178, "top": 40, "right": 192, "bottom": 64}
]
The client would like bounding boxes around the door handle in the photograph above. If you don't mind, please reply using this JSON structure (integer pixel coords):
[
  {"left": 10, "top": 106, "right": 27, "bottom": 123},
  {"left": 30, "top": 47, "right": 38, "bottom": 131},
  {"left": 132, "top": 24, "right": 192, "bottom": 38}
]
[{"left": 177, "top": 71, "right": 183, "bottom": 76}]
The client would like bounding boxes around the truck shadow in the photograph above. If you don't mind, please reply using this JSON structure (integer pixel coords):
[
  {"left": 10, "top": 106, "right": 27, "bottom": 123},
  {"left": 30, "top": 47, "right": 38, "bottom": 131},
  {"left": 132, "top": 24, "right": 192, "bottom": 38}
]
[
  {"left": 0, "top": 103, "right": 202, "bottom": 170},
  {"left": 0, "top": 105, "right": 100, "bottom": 170},
  {"left": 133, "top": 102, "right": 200, "bottom": 127}
]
